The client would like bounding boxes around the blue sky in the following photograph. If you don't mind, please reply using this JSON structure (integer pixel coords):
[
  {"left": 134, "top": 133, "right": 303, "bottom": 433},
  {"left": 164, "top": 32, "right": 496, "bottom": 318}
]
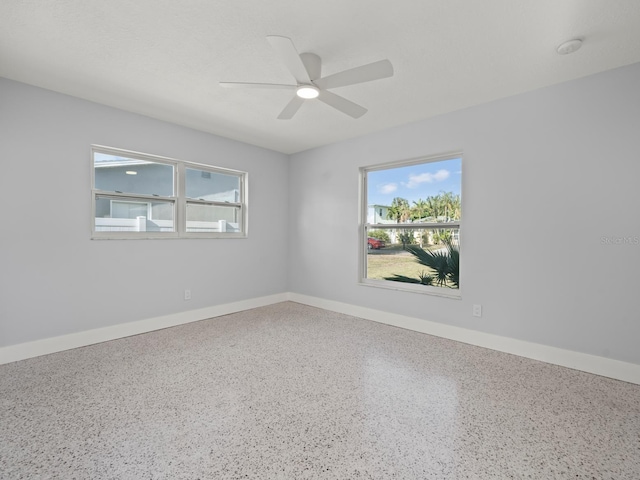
[{"left": 367, "top": 158, "right": 462, "bottom": 206}]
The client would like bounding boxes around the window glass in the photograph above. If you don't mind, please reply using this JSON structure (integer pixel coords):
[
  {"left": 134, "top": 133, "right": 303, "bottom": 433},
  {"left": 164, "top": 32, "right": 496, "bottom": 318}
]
[
  {"left": 94, "top": 196, "right": 175, "bottom": 233},
  {"left": 94, "top": 153, "right": 174, "bottom": 197},
  {"left": 185, "top": 168, "right": 240, "bottom": 203},
  {"left": 363, "top": 155, "right": 461, "bottom": 294},
  {"left": 112, "top": 201, "right": 148, "bottom": 219},
  {"left": 186, "top": 204, "right": 242, "bottom": 233},
  {"left": 92, "top": 147, "right": 246, "bottom": 239}
]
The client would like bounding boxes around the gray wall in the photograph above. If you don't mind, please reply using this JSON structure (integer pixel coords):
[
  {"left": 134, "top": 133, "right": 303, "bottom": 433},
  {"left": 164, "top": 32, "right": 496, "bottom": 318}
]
[
  {"left": 0, "top": 78, "right": 289, "bottom": 346},
  {"left": 288, "top": 63, "right": 640, "bottom": 365},
  {"left": 2, "top": 63, "right": 640, "bottom": 367}
]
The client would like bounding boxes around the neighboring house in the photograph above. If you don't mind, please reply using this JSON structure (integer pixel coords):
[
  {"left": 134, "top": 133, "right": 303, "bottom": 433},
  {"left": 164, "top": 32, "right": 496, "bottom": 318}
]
[
  {"left": 411, "top": 216, "right": 460, "bottom": 246},
  {"left": 366, "top": 204, "right": 394, "bottom": 224},
  {"left": 94, "top": 159, "right": 240, "bottom": 232},
  {"left": 367, "top": 207, "right": 461, "bottom": 246},
  {"left": 367, "top": 204, "right": 408, "bottom": 245}
]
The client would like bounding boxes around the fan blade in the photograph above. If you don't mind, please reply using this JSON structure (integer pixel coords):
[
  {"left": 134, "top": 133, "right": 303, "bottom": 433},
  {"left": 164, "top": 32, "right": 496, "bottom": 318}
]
[
  {"left": 318, "top": 90, "right": 367, "bottom": 118},
  {"left": 219, "top": 82, "right": 296, "bottom": 90},
  {"left": 300, "top": 53, "right": 321, "bottom": 81},
  {"left": 315, "top": 59, "right": 393, "bottom": 90},
  {"left": 266, "top": 35, "right": 311, "bottom": 84},
  {"left": 277, "top": 95, "right": 305, "bottom": 120}
]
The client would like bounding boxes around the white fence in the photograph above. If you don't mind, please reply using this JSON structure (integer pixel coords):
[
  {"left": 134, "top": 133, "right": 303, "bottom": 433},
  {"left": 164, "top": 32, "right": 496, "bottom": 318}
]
[{"left": 95, "top": 217, "right": 240, "bottom": 233}]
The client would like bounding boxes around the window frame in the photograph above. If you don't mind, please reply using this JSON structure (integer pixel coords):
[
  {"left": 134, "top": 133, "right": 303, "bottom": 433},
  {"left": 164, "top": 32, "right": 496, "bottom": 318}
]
[
  {"left": 91, "top": 145, "right": 248, "bottom": 239},
  {"left": 359, "top": 152, "right": 462, "bottom": 299}
]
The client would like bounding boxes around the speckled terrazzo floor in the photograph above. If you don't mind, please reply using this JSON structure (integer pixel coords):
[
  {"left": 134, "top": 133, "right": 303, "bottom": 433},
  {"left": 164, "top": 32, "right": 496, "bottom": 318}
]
[{"left": 1, "top": 302, "right": 639, "bottom": 479}]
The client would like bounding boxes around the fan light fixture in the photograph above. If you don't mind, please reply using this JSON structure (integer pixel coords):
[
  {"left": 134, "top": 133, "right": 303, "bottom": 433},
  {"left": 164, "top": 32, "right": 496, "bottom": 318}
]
[
  {"left": 296, "top": 85, "right": 319, "bottom": 99},
  {"left": 220, "top": 35, "right": 394, "bottom": 119}
]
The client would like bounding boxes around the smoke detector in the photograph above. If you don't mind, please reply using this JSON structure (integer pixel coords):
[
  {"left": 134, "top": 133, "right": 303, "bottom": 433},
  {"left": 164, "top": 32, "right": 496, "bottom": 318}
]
[{"left": 557, "top": 39, "right": 583, "bottom": 55}]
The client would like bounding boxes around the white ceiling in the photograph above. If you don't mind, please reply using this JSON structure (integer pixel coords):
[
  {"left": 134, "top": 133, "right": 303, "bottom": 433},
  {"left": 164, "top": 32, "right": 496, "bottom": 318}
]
[{"left": 2, "top": 1, "right": 640, "bottom": 154}]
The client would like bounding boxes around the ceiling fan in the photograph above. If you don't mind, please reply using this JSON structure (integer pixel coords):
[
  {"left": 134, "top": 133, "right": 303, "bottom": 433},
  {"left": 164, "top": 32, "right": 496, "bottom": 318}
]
[{"left": 220, "top": 36, "right": 394, "bottom": 120}]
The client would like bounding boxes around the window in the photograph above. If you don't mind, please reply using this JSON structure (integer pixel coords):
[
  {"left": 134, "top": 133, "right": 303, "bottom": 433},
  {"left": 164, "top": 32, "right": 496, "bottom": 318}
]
[
  {"left": 184, "top": 167, "right": 243, "bottom": 233},
  {"left": 92, "top": 146, "right": 247, "bottom": 239},
  {"left": 360, "top": 153, "right": 462, "bottom": 297}
]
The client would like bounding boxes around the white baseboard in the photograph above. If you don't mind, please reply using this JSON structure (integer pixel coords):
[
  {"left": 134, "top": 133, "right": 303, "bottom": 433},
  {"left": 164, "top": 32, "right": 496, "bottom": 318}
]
[
  {"left": 0, "top": 293, "right": 289, "bottom": 365},
  {"left": 288, "top": 293, "right": 640, "bottom": 385},
  {"left": 3, "top": 292, "right": 639, "bottom": 386}
]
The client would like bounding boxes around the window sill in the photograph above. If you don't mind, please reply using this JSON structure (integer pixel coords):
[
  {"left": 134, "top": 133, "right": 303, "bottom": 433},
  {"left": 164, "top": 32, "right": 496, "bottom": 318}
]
[
  {"left": 359, "top": 278, "right": 462, "bottom": 299},
  {"left": 91, "top": 233, "right": 248, "bottom": 240}
]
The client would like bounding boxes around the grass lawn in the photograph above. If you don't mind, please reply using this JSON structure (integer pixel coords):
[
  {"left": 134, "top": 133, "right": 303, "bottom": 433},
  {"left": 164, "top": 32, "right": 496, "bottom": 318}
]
[
  {"left": 366, "top": 246, "right": 458, "bottom": 289},
  {"left": 366, "top": 251, "right": 433, "bottom": 280}
]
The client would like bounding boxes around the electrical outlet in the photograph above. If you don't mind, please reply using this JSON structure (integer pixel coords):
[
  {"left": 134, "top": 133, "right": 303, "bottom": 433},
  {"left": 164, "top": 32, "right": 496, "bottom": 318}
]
[
  {"left": 184, "top": 289, "right": 191, "bottom": 301},
  {"left": 473, "top": 304, "right": 482, "bottom": 317}
]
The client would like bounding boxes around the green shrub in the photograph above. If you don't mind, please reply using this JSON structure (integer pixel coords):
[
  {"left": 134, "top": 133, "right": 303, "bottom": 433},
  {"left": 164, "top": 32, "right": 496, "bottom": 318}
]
[
  {"left": 368, "top": 229, "right": 390, "bottom": 243},
  {"left": 398, "top": 230, "right": 416, "bottom": 247},
  {"left": 432, "top": 229, "right": 452, "bottom": 245}
]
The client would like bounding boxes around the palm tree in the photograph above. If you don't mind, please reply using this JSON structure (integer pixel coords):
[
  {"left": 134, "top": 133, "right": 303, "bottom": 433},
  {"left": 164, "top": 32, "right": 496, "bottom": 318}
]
[
  {"left": 411, "top": 199, "right": 428, "bottom": 221},
  {"left": 438, "top": 191, "right": 461, "bottom": 221},
  {"left": 450, "top": 194, "right": 461, "bottom": 220},
  {"left": 384, "top": 239, "right": 459, "bottom": 288},
  {"left": 386, "top": 197, "right": 411, "bottom": 223},
  {"left": 424, "top": 195, "right": 441, "bottom": 220}
]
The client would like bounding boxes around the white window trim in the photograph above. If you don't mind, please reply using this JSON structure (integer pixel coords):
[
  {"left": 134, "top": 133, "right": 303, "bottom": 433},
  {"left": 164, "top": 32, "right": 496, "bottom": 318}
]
[
  {"left": 359, "top": 151, "right": 462, "bottom": 298},
  {"left": 91, "top": 145, "right": 248, "bottom": 239}
]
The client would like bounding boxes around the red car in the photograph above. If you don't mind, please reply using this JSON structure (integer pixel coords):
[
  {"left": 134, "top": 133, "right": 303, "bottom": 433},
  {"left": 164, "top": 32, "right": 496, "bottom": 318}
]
[{"left": 368, "top": 237, "right": 386, "bottom": 250}]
